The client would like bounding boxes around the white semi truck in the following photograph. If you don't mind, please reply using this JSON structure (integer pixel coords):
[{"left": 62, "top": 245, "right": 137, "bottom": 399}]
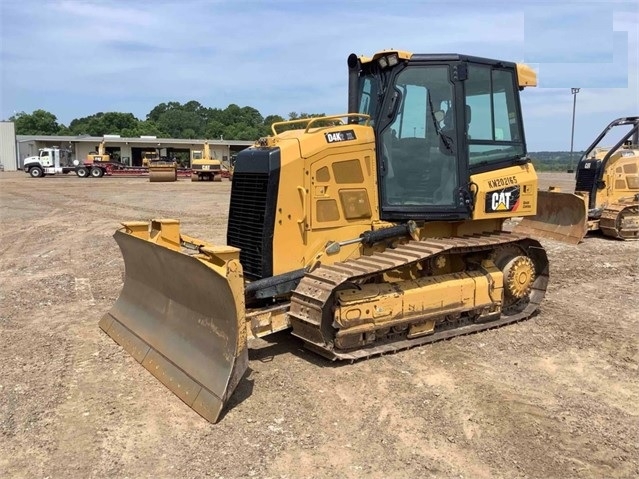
[{"left": 23, "top": 147, "right": 109, "bottom": 178}]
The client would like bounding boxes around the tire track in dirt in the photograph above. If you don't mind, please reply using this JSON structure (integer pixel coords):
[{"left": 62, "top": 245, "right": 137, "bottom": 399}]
[{"left": 2, "top": 171, "right": 638, "bottom": 479}]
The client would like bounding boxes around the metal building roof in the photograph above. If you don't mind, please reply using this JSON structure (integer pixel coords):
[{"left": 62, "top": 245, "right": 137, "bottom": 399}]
[{"left": 16, "top": 134, "right": 255, "bottom": 147}]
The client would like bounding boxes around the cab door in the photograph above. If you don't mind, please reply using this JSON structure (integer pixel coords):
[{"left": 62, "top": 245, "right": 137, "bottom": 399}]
[
  {"left": 375, "top": 63, "right": 470, "bottom": 221},
  {"left": 39, "top": 150, "right": 53, "bottom": 167}
]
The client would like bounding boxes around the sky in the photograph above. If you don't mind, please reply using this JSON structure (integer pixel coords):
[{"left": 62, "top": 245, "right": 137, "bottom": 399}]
[{"left": 0, "top": 0, "right": 637, "bottom": 151}]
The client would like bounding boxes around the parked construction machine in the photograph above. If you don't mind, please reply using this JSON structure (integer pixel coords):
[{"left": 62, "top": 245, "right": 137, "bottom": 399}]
[
  {"left": 516, "top": 117, "right": 639, "bottom": 242},
  {"left": 81, "top": 140, "right": 115, "bottom": 177},
  {"left": 86, "top": 141, "right": 111, "bottom": 164},
  {"left": 100, "top": 50, "right": 549, "bottom": 423},
  {"left": 141, "top": 150, "right": 159, "bottom": 167},
  {"left": 191, "top": 142, "right": 223, "bottom": 181},
  {"left": 148, "top": 154, "right": 178, "bottom": 182}
]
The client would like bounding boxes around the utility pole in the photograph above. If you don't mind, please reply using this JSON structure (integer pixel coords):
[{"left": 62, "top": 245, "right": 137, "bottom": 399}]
[{"left": 568, "top": 87, "right": 580, "bottom": 173}]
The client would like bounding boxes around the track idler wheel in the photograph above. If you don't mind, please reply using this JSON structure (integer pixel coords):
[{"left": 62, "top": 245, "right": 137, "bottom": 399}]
[
  {"left": 503, "top": 256, "right": 536, "bottom": 299},
  {"left": 491, "top": 242, "right": 547, "bottom": 315}
]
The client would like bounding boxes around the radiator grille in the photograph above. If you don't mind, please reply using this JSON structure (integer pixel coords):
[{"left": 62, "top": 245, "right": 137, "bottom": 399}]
[
  {"left": 575, "top": 166, "right": 597, "bottom": 193},
  {"left": 227, "top": 172, "right": 270, "bottom": 279}
]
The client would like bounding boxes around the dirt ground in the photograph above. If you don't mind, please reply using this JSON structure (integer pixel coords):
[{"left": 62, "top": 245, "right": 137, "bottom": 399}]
[{"left": 1, "top": 171, "right": 637, "bottom": 479}]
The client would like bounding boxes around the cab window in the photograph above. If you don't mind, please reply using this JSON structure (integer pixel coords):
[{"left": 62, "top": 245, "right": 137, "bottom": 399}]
[{"left": 465, "top": 66, "right": 524, "bottom": 165}]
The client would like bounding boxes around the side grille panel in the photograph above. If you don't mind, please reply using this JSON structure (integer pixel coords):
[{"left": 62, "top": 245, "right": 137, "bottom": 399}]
[
  {"left": 575, "top": 159, "right": 601, "bottom": 209},
  {"left": 575, "top": 166, "right": 597, "bottom": 193},
  {"left": 226, "top": 148, "right": 280, "bottom": 280},
  {"left": 227, "top": 173, "right": 269, "bottom": 278}
]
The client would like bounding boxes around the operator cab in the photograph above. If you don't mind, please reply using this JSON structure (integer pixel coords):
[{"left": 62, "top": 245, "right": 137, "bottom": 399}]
[{"left": 350, "top": 51, "right": 529, "bottom": 221}]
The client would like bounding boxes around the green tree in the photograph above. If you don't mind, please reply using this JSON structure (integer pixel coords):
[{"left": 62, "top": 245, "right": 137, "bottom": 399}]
[
  {"left": 119, "top": 120, "right": 167, "bottom": 138},
  {"left": 222, "top": 123, "right": 262, "bottom": 141},
  {"left": 157, "top": 109, "right": 203, "bottom": 138},
  {"left": 68, "top": 112, "right": 140, "bottom": 136},
  {"left": 261, "top": 114, "right": 285, "bottom": 136},
  {"left": 276, "top": 112, "right": 329, "bottom": 131},
  {"left": 528, "top": 151, "right": 583, "bottom": 172},
  {"left": 136, "top": 120, "right": 167, "bottom": 137},
  {"left": 288, "top": 112, "right": 326, "bottom": 121},
  {"left": 14, "top": 103, "right": 333, "bottom": 141},
  {"left": 10, "top": 110, "right": 65, "bottom": 135},
  {"left": 204, "top": 120, "right": 225, "bottom": 139},
  {"left": 147, "top": 102, "right": 180, "bottom": 123},
  {"left": 146, "top": 101, "right": 206, "bottom": 138}
]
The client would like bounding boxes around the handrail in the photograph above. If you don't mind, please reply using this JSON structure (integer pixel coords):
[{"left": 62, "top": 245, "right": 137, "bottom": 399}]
[
  {"left": 271, "top": 113, "right": 371, "bottom": 136},
  {"left": 297, "top": 186, "right": 307, "bottom": 226}
]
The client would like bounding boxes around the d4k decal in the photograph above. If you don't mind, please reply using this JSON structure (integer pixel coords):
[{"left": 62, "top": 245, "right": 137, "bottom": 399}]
[{"left": 325, "top": 130, "right": 357, "bottom": 143}]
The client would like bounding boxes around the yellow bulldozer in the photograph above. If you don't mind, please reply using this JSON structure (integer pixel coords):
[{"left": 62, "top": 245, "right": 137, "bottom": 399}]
[
  {"left": 190, "top": 142, "right": 223, "bottom": 181},
  {"left": 99, "top": 50, "right": 550, "bottom": 423},
  {"left": 515, "top": 117, "right": 639, "bottom": 243}
]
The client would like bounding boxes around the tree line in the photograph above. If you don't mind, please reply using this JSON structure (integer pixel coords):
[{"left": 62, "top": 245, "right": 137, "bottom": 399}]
[
  {"left": 9, "top": 102, "right": 326, "bottom": 141},
  {"left": 528, "top": 151, "right": 584, "bottom": 172},
  {"left": 9, "top": 105, "right": 579, "bottom": 171}
]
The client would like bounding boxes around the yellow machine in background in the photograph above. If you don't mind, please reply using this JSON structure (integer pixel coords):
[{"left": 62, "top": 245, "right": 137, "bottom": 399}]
[
  {"left": 148, "top": 157, "right": 178, "bottom": 182},
  {"left": 516, "top": 117, "right": 639, "bottom": 242},
  {"left": 141, "top": 150, "right": 160, "bottom": 167},
  {"left": 86, "top": 141, "right": 110, "bottom": 164},
  {"left": 144, "top": 150, "right": 177, "bottom": 182},
  {"left": 190, "top": 142, "right": 222, "bottom": 181},
  {"left": 100, "top": 50, "right": 550, "bottom": 423}
]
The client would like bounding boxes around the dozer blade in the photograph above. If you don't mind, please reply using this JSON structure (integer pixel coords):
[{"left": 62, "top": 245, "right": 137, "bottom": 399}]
[
  {"left": 99, "top": 220, "right": 247, "bottom": 423},
  {"left": 514, "top": 190, "right": 588, "bottom": 244}
]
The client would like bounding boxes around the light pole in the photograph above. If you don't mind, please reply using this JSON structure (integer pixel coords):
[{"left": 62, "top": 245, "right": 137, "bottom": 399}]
[{"left": 568, "top": 87, "right": 580, "bottom": 173}]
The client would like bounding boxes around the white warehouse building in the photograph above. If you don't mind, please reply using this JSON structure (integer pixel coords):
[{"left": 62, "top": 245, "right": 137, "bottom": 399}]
[
  {"left": 14, "top": 134, "right": 254, "bottom": 169},
  {"left": 0, "top": 122, "right": 18, "bottom": 171}
]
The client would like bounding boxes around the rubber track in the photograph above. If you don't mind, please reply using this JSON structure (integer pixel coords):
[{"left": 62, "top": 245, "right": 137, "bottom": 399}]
[
  {"left": 289, "top": 231, "right": 548, "bottom": 360},
  {"left": 599, "top": 203, "right": 639, "bottom": 240}
]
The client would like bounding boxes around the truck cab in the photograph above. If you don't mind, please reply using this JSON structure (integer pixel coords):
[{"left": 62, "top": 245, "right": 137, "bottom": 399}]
[
  {"left": 23, "top": 148, "right": 72, "bottom": 177},
  {"left": 23, "top": 147, "right": 108, "bottom": 178}
]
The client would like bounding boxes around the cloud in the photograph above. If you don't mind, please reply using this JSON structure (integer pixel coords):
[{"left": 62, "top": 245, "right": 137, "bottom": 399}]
[{"left": 1, "top": 0, "right": 637, "bottom": 151}]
